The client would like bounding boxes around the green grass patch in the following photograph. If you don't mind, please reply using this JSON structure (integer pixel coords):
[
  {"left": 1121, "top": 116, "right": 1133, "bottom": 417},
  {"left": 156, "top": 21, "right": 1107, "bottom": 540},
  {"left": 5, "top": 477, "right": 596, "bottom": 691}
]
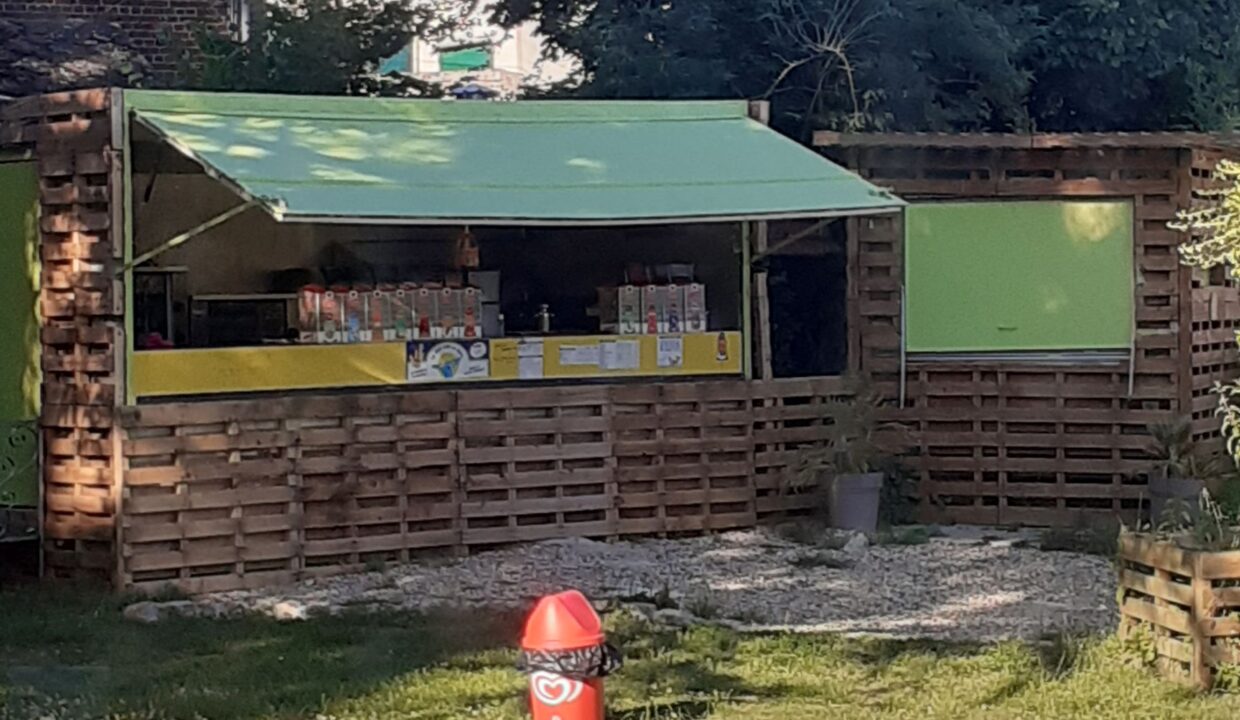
[{"left": 1, "top": 586, "right": 1239, "bottom": 718}]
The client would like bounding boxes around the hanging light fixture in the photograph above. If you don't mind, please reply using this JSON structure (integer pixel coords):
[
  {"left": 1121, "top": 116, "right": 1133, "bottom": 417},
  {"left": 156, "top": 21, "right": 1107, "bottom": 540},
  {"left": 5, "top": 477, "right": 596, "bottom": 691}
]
[{"left": 454, "top": 225, "right": 480, "bottom": 269}]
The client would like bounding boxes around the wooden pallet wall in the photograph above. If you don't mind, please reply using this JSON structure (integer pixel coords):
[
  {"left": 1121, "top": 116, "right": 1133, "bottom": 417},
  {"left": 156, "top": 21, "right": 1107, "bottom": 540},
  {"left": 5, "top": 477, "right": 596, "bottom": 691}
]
[
  {"left": 1187, "top": 148, "right": 1240, "bottom": 445},
  {"left": 117, "top": 377, "right": 847, "bottom": 593},
  {"left": 825, "top": 144, "right": 1193, "bottom": 526},
  {"left": 1, "top": 90, "right": 124, "bottom": 579}
]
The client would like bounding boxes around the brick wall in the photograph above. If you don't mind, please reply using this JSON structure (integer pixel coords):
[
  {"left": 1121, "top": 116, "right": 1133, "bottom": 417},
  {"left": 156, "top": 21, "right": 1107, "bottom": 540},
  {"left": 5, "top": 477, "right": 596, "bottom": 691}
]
[{"left": 2, "top": 1, "right": 234, "bottom": 83}]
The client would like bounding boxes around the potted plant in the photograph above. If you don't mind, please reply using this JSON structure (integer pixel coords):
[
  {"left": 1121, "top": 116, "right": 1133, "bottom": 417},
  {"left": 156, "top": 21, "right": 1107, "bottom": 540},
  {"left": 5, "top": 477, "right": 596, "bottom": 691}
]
[
  {"left": 1146, "top": 417, "right": 1222, "bottom": 527},
  {"left": 790, "top": 379, "right": 902, "bottom": 533}
]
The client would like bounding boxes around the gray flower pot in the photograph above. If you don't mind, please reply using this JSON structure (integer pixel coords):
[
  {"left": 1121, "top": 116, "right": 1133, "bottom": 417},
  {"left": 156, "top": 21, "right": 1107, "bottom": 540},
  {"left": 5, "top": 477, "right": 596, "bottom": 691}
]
[
  {"left": 829, "top": 472, "right": 884, "bottom": 533},
  {"left": 1148, "top": 470, "right": 1205, "bottom": 526}
]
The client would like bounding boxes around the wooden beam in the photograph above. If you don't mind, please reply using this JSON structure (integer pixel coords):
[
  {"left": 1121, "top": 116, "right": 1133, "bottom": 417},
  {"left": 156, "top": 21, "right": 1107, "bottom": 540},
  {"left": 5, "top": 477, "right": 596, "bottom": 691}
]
[
  {"left": 753, "top": 221, "right": 773, "bottom": 380},
  {"left": 753, "top": 218, "right": 832, "bottom": 261}
]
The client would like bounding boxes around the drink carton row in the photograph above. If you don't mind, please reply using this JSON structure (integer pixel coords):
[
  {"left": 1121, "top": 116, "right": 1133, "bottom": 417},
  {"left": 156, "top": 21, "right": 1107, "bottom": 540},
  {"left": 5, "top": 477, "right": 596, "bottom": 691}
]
[
  {"left": 298, "top": 284, "right": 482, "bottom": 344},
  {"left": 599, "top": 284, "right": 706, "bottom": 335}
]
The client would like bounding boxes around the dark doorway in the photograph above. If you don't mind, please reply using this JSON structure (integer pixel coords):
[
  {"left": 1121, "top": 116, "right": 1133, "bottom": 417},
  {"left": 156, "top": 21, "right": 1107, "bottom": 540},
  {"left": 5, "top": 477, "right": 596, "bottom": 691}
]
[{"left": 767, "top": 221, "right": 848, "bottom": 377}]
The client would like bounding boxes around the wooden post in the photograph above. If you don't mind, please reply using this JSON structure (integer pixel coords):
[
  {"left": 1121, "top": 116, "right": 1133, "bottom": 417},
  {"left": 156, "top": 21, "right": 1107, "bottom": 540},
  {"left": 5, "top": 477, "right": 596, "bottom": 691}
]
[
  {"left": 1175, "top": 149, "right": 1195, "bottom": 426},
  {"left": 746, "top": 101, "right": 773, "bottom": 381},
  {"left": 1191, "top": 553, "right": 1213, "bottom": 690},
  {"left": 753, "top": 221, "right": 773, "bottom": 380}
]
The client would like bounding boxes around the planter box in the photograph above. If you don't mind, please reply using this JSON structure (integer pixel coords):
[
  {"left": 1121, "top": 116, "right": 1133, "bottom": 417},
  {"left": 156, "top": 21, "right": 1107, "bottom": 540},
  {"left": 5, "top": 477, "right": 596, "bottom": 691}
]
[{"left": 1117, "top": 531, "right": 1240, "bottom": 689}]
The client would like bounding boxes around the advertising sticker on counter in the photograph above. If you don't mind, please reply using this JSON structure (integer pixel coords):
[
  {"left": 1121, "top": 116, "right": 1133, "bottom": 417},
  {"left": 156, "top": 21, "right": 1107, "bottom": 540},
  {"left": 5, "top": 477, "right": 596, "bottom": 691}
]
[
  {"left": 518, "top": 339, "right": 545, "bottom": 379},
  {"left": 657, "top": 336, "right": 684, "bottom": 368},
  {"left": 559, "top": 344, "right": 602, "bottom": 367},
  {"left": 601, "top": 339, "right": 641, "bottom": 371},
  {"left": 407, "top": 340, "right": 490, "bottom": 383}
]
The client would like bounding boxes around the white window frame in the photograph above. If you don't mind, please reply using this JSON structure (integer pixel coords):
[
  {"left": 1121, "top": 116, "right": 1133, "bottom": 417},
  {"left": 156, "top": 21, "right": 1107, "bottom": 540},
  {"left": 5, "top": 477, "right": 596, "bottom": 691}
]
[{"left": 228, "top": 0, "right": 252, "bottom": 42}]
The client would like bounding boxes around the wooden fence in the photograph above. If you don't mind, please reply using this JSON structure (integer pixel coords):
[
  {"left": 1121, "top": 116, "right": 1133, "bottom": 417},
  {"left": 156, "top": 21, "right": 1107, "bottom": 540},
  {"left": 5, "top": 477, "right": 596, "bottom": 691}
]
[
  {"left": 116, "top": 377, "right": 848, "bottom": 593},
  {"left": 1118, "top": 531, "right": 1240, "bottom": 689}
]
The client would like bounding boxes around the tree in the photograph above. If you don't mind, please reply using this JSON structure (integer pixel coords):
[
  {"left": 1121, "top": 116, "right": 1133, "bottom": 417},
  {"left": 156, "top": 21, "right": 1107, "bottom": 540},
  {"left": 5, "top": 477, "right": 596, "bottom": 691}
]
[
  {"left": 1024, "top": 1, "right": 1240, "bottom": 131},
  {"left": 187, "top": 0, "right": 467, "bottom": 96},
  {"left": 1176, "top": 163, "right": 1240, "bottom": 458},
  {"left": 493, "top": 0, "right": 1240, "bottom": 135},
  {"left": 492, "top": 0, "right": 1041, "bottom": 137}
]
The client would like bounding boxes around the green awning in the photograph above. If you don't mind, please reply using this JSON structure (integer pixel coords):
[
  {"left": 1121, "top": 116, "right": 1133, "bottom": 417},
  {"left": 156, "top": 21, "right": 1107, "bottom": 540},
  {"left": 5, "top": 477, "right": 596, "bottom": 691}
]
[
  {"left": 124, "top": 90, "right": 904, "bottom": 225},
  {"left": 439, "top": 46, "right": 491, "bottom": 72}
]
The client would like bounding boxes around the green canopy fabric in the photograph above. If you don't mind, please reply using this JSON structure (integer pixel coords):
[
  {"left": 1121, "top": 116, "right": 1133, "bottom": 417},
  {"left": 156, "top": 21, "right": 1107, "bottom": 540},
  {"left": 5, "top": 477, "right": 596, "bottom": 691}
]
[{"left": 124, "top": 90, "right": 904, "bottom": 225}]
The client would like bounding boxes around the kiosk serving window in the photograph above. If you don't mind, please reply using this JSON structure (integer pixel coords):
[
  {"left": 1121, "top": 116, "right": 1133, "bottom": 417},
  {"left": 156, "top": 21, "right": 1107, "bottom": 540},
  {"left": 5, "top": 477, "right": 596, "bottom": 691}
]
[{"left": 122, "top": 90, "right": 903, "bottom": 400}]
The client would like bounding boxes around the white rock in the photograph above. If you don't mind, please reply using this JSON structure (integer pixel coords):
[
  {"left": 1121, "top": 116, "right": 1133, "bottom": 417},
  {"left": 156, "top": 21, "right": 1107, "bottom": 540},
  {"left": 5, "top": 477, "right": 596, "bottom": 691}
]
[
  {"left": 270, "top": 600, "right": 309, "bottom": 622},
  {"left": 988, "top": 539, "right": 1027, "bottom": 549},
  {"left": 122, "top": 601, "right": 163, "bottom": 624},
  {"left": 122, "top": 600, "right": 195, "bottom": 623},
  {"left": 653, "top": 608, "right": 697, "bottom": 628},
  {"left": 842, "top": 533, "right": 870, "bottom": 555},
  {"left": 624, "top": 602, "right": 658, "bottom": 620}
]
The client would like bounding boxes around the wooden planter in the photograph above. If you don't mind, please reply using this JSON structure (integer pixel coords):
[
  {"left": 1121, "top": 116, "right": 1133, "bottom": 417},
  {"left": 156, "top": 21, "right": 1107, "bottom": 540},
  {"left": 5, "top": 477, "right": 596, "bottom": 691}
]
[{"left": 1118, "top": 531, "right": 1240, "bottom": 689}]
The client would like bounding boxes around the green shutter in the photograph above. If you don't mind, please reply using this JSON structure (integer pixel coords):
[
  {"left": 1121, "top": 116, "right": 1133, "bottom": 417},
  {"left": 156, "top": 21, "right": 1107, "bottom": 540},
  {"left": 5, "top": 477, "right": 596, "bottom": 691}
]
[{"left": 905, "top": 200, "right": 1134, "bottom": 353}]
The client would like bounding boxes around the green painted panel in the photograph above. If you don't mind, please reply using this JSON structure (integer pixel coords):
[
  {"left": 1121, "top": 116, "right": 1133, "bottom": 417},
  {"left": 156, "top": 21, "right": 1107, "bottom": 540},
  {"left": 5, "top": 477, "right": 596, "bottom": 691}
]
[
  {"left": 0, "top": 421, "right": 38, "bottom": 508},
  {"left": 0, "top": 161, "right": 39, "bottom": 511},
  {"left": 905, "top": 201, "right": 1134, "bottom": 353},
  {"left": 0, "top": 161, "right": 40, "bottom": 422},
  {"left": 439, "top": 47, "right": 491, "bottom": 72},
  {"left": 123, "top": 90, "right": 904, "bottom": 223}
]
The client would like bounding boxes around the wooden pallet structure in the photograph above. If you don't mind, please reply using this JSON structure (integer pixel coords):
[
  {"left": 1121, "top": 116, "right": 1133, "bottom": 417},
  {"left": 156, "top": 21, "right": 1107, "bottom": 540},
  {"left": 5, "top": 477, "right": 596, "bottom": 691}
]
[
  {"left": 817, "top": 132, "right": 1240, "bottom": 527},
  {"left": 1, "top": 89, "right": 125, "bottom": 580},
  {"left": 116, "top": 377, "right": 848, "bottom": 593},
  {"left": 1118, "top": 531, "right": 1240, "bottom": 689}
]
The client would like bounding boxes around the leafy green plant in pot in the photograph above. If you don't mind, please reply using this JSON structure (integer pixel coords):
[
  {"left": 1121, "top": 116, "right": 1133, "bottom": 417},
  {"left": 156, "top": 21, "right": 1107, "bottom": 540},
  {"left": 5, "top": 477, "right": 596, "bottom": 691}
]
[
  {"left": 790, "top": 380, "right": 902, "bottom": 534},
  {"left": 1147, "top": 417, "right": 1223, "bottom": 528}
]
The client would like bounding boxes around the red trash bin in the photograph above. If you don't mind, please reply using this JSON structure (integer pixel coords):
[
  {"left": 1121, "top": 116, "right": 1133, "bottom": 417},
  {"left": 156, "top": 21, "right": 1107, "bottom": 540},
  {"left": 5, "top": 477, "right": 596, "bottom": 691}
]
[{"left": 520, "top": 590, "right": 617, "bottom": 720}]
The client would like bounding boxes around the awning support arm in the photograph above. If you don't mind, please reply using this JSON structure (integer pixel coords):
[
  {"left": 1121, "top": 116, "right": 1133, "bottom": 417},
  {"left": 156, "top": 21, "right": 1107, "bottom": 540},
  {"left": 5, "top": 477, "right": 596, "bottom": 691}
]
[
  {"left": 116, "top": 200, "right": 257, "bottom": 275},
  {"left": 752, "top": 218, "right": 833, "bottom": 261}
]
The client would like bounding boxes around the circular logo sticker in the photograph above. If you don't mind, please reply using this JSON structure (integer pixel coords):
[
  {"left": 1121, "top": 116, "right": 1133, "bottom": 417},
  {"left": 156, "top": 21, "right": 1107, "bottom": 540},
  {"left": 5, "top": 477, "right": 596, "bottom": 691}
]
[{"left": 530, "top": 671, "right": 583, "bottom": 707}]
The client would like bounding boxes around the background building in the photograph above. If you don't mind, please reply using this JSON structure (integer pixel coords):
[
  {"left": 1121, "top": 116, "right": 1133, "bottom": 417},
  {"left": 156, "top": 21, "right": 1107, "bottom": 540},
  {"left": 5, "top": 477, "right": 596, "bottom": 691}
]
[{"left": 383, "top": 17, "right": 577, "bottom": 98}]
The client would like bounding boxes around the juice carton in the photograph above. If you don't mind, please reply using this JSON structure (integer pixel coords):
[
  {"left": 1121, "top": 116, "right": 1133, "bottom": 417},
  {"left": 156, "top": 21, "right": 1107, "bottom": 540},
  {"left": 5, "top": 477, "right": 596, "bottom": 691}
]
[
  {"left": 618, "top": 285, "right": 642, "bottom": 335},
  {"left": 642, "top": 285, "right": 668, "bottom": 334},
  {"left": 345, "top": 287, "right": 369, "bottom": 343},
  {"left": 439, "top": 287, "right": 462, "bottom": 338},
  {"left": 391, "top": 284, "right": 413, "bottom": 341},
  {"left": 371, "top": 286, "right": 392, "bottom": 342},
  {"left": 297, "top": 285, "right": 322, "bottom": 343},
  {"left": 413, "top": 287, "right": 435, "bottom": 339},
  {"left": 320, "top": 286, "right": 344, "bottom": 343},
  {"left": 462, "top": 287, "right": 481, "bottom": 338},
  {"left": 684, "top": 283, "right": 707, "bottom": 333},
  {"left": 666, "top": 284, "right": 685, "bottom": 334}
]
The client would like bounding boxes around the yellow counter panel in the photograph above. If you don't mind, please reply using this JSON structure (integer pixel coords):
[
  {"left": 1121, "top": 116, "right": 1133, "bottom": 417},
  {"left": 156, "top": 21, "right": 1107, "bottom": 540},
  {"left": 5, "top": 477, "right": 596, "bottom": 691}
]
[{"left": 132, "top": 332, "right": 742, "bottom": 399}]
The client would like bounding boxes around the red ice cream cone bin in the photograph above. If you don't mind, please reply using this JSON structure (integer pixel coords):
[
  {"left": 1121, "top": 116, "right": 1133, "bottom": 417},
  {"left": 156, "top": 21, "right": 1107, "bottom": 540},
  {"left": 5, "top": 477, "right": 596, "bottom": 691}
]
[{"left": 519, "top": 590, "right": 621, "bottom": 720}]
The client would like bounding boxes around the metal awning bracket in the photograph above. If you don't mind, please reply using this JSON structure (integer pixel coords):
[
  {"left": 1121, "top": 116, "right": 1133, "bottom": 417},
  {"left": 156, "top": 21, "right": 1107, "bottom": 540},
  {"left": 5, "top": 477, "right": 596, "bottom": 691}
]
[{"left": 115, "top": 200, "right": 257, "bottom": 275}]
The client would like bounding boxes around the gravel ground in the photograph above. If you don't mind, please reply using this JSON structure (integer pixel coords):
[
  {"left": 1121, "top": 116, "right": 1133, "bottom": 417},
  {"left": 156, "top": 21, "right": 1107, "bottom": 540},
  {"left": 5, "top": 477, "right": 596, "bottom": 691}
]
[{"left": 196, "top": 527, "right": 1117, "bottom": 643}]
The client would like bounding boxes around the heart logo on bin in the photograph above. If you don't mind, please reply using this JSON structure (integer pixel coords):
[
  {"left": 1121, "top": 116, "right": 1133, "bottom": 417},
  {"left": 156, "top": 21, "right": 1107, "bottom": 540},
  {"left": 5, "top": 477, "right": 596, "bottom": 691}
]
[{"left": 531, "top": 671, "right": 583, "bottom": 706}]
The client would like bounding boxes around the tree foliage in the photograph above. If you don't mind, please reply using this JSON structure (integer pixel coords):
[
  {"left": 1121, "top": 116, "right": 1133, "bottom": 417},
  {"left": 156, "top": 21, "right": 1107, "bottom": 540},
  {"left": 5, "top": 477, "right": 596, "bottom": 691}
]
[
  {"left": 187, "top": 0, "right": 469, "bottom": 96},
  {"left": 1176, "top": 162, "right": 1240, "bottom": 461},
  {"left": 493, "top": 0, "right": 1240, "bottom": 136}
]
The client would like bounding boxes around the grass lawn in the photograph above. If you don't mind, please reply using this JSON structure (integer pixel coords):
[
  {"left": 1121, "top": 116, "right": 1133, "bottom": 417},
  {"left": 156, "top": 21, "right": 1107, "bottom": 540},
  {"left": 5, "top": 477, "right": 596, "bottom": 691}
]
[{"left": 1, "top": 587, "right": 1238, "bottom": 719}]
